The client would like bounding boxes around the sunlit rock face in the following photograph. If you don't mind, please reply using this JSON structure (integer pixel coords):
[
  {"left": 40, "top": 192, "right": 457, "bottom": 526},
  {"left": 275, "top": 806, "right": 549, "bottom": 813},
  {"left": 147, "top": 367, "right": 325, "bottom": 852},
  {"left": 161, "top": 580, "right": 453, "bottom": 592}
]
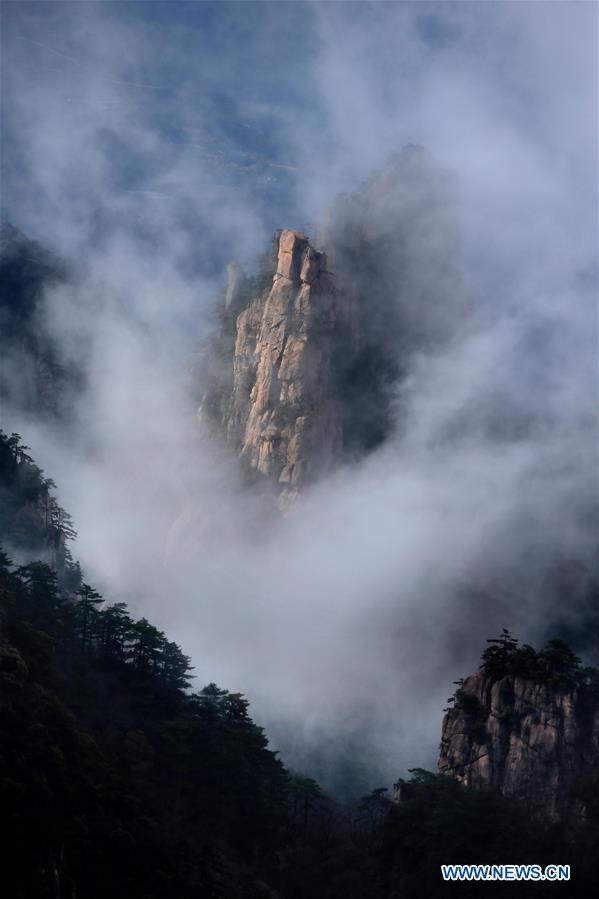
[
  {"left": 198, "top": 147, "right": 468, "bottom": 504},
  {"left": 199, "top": 229, "right": 342, "bottom": 507},
  {"left": 438, "top": 670, "right": 599, "bottom": 823}
]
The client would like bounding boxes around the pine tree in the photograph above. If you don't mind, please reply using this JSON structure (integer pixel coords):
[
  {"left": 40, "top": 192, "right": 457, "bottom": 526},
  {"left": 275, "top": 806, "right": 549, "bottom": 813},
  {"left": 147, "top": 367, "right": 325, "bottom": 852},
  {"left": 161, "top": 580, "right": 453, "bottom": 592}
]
[{"left": 74, "top": 583, "right": 103, "bottom": 650}]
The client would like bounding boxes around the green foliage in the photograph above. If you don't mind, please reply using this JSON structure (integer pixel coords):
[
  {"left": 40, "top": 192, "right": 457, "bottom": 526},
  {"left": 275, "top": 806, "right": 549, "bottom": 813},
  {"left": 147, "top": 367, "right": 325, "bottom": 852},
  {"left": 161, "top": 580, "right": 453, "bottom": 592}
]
[
  {"left": 0, "top": 548, "right": 294, "bottom": 896},
  {"left": 0, "top": 430, "right": 79, "bottom": 585},
  {"left": 0, "top": 430, "right": 305, "bottom": 895},
  {"left": 480, "top": 629, "right": 591, "bottom": 688},
  {"left": 380, "top": 770, "right": 567, "bottom": 898},
  {"left": 356, "top": 787, "right": 393, "bottom": 835},
  {"left": 2, "top": 436, "right": 598, "bottom": 897}
]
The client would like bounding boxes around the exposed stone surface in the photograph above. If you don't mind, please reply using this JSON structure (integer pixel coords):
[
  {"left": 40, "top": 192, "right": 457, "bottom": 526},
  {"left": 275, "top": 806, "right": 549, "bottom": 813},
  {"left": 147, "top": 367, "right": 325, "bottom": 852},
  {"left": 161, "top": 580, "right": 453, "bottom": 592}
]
[
  {"left": 199, "top": 229, "right": 341, "bottom": 506},
  {"left": 197, "top": 147, "right": 468, "bottom": 504},
  {"left": 438, "top": 670, "right": 599, "bottom": 823}
]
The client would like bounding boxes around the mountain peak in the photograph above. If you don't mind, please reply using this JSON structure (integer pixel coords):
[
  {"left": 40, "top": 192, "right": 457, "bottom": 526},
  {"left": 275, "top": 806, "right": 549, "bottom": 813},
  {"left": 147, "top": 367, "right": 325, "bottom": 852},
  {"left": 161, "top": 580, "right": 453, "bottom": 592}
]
[{"left": 197, "top": 150, "right": 468, "bottom": 504}]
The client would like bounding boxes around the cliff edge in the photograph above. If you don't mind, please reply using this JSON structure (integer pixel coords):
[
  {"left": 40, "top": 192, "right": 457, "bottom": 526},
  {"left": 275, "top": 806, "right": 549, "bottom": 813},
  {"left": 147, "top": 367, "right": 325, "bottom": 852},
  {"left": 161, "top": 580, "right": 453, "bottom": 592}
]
[
  {"left": 197, "top": 147, "right": 467, "bottom": 505},
  {"left": 437, "top": 633, "right": 599, "bottom": 823}
]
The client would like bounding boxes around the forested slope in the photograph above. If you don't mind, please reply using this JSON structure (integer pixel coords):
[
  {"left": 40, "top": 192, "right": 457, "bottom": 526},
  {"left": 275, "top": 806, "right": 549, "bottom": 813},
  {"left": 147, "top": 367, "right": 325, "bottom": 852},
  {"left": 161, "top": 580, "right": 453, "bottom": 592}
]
[{"left": 2, "top": 430, "right": 598, "bottom": 898}]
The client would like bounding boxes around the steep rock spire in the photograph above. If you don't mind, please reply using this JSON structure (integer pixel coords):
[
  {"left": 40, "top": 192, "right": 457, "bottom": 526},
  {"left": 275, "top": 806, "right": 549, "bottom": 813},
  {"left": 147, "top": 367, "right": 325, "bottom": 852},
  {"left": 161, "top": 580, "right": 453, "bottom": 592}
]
[{"left": 197, "top": 148, "right": 468, "bottom": 504}]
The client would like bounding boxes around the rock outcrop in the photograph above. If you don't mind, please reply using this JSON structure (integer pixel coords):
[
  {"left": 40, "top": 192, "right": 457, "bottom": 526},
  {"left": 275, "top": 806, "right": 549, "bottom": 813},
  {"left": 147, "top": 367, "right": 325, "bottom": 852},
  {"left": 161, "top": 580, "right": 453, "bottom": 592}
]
[
  {"left": 324, "top": 144, "right": 467, "bottom": 351},
  {"left": 0, "top": 224, "right": 75, "bottom": 419},
  {"left": 199, "top": 229, "right": 342, "bottom": 506},
  {"left": 198, "top": 147, "right": 468, "bottom": 504},
  {"left": 438, "top": 669, "right": 599, "bottom": 823}
]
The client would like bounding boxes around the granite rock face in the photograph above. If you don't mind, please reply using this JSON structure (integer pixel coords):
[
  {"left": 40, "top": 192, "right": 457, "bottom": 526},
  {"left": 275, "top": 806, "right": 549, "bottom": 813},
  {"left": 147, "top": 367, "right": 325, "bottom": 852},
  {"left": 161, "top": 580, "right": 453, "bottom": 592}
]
[
  {"left": 199, "top": 229, "right": 342, "bottom": 506},
  {"left": 438, "top": 670, "right": 599, "bottom": 822},
  {"left": 198, "top": 147, "right": 467, "bottom": 504}
]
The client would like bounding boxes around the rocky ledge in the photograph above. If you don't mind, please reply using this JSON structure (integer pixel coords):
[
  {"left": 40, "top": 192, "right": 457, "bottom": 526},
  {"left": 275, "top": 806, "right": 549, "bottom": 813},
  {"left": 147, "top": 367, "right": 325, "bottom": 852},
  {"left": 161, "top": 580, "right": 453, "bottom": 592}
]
[{"left": 437, "top": 637, "right": 599, "bottom": 823}]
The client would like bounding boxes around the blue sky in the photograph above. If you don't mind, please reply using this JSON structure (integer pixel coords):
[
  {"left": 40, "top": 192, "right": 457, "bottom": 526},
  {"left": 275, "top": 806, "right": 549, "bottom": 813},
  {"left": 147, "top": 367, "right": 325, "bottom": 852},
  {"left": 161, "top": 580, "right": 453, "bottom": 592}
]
[
  {"left": 5, "top": 1, "right": 594, "bottom": 275},
  {"left": 3, "top": 1, "right": 325, "bottom": 245}
]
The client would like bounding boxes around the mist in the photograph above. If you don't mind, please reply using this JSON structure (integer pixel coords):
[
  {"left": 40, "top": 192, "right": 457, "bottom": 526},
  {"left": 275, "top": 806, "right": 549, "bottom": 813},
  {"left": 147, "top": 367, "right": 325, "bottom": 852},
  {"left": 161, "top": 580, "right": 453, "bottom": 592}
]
[{"left": 1, "top": 1, "right": 596, "bottom": 792}]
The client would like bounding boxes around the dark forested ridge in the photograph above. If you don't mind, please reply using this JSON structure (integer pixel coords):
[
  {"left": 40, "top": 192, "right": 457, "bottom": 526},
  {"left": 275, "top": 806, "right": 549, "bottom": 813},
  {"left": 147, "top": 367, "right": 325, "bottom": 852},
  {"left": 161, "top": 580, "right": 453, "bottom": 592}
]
[
  {"left": 1, "top": 430, "right": 598, "bottom": 897},
  {"left": 0, "top": 549, "right": 291, "bottom": 897},
  {"left": 0, "top": 436, "right": 329, "bottom": 896}
]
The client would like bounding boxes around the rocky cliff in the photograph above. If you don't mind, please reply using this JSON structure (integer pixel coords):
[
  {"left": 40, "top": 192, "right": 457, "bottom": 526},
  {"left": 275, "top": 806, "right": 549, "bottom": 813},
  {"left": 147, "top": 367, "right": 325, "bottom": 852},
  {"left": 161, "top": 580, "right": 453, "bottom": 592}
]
[
  {"left": 437, "top": 637, "right": 599, "bottom": 823},
  {"left": 198, "top": 146, "right": 467, "bottom": 504},
  {"left": 199, "top": 229, "right": 342, "bottom": 506},
  {"left": 0, "top": 223, "right": 76, "bottom": 419}
]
